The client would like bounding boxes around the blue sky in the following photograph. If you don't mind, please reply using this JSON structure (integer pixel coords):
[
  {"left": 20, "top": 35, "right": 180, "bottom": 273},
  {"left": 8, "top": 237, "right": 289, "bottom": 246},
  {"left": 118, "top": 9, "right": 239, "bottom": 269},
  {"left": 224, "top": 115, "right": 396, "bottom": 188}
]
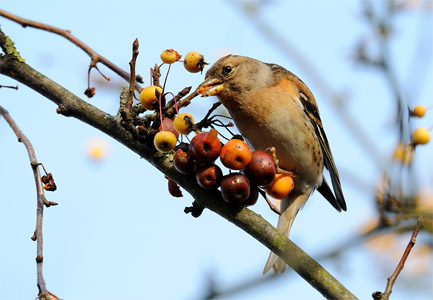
[{"left": 1, "top": 1, "right": 432, "bottom": 299}]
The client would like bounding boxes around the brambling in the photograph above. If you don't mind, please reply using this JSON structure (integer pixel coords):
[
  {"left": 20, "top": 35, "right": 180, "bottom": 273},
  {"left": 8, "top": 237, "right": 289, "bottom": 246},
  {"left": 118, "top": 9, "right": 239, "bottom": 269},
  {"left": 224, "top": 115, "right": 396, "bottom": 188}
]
[{"left": 198, "top": 55, "right": 347, "bottom": 274}]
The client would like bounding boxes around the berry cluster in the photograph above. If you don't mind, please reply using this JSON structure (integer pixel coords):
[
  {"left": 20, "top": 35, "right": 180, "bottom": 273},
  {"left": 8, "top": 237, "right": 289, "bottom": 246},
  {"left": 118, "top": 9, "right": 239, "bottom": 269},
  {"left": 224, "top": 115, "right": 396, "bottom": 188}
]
[
  {"left": 139, "top": 49, "right": 294, "bottom": 209},
  {"left": 173, "top": 129, "right": 294, "bottom": 207}
]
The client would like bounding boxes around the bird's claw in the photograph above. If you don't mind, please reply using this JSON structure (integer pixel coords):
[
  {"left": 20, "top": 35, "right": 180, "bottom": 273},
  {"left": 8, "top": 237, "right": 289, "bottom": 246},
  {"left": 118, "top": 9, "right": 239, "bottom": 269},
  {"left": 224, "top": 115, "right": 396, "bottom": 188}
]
[{"left": 265, "top": 147, "right": 297, "bottom": 177}]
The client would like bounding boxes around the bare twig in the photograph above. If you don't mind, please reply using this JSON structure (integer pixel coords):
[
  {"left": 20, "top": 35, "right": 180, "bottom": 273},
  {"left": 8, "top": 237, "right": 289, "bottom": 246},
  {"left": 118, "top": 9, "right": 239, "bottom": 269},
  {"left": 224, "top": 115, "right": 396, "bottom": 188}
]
[
  {"left": 372, "top": 216, "right": 424, "bottom": 300},
  {"left": 0, "top": 9, "right": 141, "bottom": 90},
  {"left": 0, "top": 106, "right": 57, "bottom": 299},
  {"left": 0, "top": 84, "right": 18, "bottom": 89},
  {"left": 127, "top": 39, "right": 139, "bottom": 111}
]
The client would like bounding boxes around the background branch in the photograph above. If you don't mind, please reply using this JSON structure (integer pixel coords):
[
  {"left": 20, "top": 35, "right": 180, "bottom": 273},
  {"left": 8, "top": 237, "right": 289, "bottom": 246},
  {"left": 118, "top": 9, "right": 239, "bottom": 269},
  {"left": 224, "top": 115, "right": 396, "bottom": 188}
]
[
  {"left": 0, "top": 9, "right": 142, "bottom": 90},
  {"left": 373, "top": 216, "right": 424, "bottom": 300},
  {"left": 0, "top": 106, "right": 56, "bottom": 299}
]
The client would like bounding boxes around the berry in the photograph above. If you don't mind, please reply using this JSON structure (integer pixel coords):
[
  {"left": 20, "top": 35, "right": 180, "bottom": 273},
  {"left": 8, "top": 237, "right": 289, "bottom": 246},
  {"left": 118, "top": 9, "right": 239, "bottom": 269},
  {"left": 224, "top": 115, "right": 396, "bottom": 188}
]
[
  {"left": 173, "top": 149, "right": 195, "bottom": 175},
  {"left": 220, "top": 139, "right": 252, "bottom": 170},
  {"left": 160, "top": 49, "right": 181, "bottom": 64},
  {"left": 167, "top": 178, "right": 183, "bottom": 197},
  {"left": 140, "top": 86, "right": 162, "bottom": 110},
  {"left": 189, "top": 129, "right": 222, "bottom": 164},
  {"left": 184, "top": 51, "right": 207, "bottom": 73},
  {"left": 243, "top": 150, "right": 276, "bottom": 186},
  {"left": 195, "top": 164, "right": 223, "bottom": 190},
  {"left": 412, "top": 105, "right": 426, "bottom": 118},
  {"left": 173, "top": 113, "right": 195, "bottom": 135},
  {"left": 154, "top": 131, "right": 177, "bottom": 153},
  {"left": 243, "top": 185, "right": 259, "bottom": 206},
  {"left": 221, "top": 173, "right": 251, "bottom": 204},
  {"left": 266, "top": 174, "right": 294, "bottom": 199},
  {"left": 412, "top": 128, "right": 431, "bottom": 145}
]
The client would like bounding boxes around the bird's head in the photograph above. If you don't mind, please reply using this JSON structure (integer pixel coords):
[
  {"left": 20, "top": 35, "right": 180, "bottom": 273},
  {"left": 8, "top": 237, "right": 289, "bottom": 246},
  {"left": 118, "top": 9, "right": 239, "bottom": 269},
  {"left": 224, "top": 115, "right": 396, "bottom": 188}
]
[{"left": 197, "top": 55, "right": 274, "bottom": 99}]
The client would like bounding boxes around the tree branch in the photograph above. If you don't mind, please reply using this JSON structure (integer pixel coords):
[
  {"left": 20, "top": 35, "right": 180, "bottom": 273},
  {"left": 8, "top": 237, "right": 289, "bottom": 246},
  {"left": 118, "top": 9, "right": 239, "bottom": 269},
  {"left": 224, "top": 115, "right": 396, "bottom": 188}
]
[
  {"left": 0, "top": 9, "right": 141, "bottom": 89},
  {"left": 372, "top": 216, "right": 424, "bottom": 300},
  {"left": 0, "top": 106, "right": 57, "bottom": 300},
  {"left": 0, "top": 28, "right": 357, "bottom": 300}
]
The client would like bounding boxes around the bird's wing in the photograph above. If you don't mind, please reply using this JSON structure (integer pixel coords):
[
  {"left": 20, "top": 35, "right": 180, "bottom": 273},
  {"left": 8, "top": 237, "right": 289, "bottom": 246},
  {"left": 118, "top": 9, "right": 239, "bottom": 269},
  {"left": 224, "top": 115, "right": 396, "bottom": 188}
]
[{"left": 298, "top": 90, "right": 347, "bottom": 211}]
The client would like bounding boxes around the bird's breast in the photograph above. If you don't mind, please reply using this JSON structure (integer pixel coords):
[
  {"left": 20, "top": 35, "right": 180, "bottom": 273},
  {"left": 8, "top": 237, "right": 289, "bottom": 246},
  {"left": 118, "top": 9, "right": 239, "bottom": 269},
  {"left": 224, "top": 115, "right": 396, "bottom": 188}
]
[{"left": 218, "top": 82, "right": 323, "bottom": 190}]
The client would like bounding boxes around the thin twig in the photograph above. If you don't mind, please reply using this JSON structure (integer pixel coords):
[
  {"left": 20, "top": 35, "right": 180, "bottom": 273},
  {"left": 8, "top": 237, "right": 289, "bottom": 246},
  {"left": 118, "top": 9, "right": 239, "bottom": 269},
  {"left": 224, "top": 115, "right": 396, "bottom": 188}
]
[
  {"left": 127, "top": 39, "right": 139, "bottom": 111},
  {"left": 0, "top": 9, "right": 141, "bottom": 90},
  {"left": 0, "top": 106, "right": 56, "bottom": 299},
  {"left": 372, "top": 216, "right": 424, "bottom": 300},
  {"left": 0, "top": 84, "right": 18, "bottom": 89}
]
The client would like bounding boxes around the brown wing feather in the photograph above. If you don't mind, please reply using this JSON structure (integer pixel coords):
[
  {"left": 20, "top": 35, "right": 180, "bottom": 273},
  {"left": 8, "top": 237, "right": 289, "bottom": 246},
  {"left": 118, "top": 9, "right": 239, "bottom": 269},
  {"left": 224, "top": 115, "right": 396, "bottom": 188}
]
[{"left": 299, "top": 92, "right": 347, "bottom": 211}]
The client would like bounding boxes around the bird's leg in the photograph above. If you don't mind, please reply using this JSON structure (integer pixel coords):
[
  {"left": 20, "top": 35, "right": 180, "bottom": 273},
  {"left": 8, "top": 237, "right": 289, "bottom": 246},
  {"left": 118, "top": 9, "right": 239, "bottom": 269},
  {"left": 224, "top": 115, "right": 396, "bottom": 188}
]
[{"left": 265, "top": 147, "right": 297, "bottom": 177}]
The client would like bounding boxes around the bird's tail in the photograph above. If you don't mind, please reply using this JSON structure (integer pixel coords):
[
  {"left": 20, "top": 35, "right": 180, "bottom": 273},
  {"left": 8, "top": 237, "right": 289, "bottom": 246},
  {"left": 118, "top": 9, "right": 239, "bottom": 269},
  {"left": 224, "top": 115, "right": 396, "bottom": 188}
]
[{"left": 263, "top": 191, "right": 310, "bottom": 274}]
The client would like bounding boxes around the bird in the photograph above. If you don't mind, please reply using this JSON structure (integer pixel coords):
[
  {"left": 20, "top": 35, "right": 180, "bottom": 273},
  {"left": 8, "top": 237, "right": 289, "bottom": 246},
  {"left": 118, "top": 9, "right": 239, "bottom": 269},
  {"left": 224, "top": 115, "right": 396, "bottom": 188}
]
[{"left": 197, "top": 55, "right": 347, "bottom": 274}]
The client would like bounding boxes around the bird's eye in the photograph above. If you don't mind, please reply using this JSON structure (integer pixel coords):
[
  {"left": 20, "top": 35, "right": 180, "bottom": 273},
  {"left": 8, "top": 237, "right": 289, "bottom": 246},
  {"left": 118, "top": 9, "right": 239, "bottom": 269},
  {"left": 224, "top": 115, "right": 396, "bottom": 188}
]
[{"left": 223, "top": 65, "right": 232, "bottom": 75}]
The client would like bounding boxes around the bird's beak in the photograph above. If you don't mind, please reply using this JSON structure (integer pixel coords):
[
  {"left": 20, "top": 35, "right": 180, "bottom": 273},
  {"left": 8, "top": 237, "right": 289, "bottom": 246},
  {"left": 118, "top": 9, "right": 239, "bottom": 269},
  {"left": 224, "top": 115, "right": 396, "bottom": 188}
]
[{"left": 197, "top": 78, "right": 224, "bottom": 97}]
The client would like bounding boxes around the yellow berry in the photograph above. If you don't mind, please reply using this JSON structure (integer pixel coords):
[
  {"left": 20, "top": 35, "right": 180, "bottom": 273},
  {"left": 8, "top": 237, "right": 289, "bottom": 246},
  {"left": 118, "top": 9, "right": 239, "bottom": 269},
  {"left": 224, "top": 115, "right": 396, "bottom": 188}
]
[
  {"left": 140, "top": 86, "right": 163, "bottom": 110},
  {"left": 412, "top": 105, "right": 426, "bottom": 118},
  {"left": 173, "top": 113, "right": 195, "bottom": 134},
  {"left": 184, "top": 51, "right": 207, "bottom": 73},
  {"left": 160, "top": 49, "right": 181, "bottom": 64},
  {"left": 392, "top": 142, "right": 413, "bottom": 164},
  {"left": 86, "top": 137, "right": 110, "bottom": 161},
  {"left": 412, "top": 128, "right": 431, "bottom": 145},
  {"left": 154, "top": 131, "right": 177, "bottom": 153}
]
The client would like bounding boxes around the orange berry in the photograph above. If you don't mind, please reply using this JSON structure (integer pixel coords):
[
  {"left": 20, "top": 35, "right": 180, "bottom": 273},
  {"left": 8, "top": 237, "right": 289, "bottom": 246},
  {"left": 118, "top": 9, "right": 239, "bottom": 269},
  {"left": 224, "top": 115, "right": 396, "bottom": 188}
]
[
  {"left": 266, "top": 174, "right": 294, "bottom": 199},
  {"left": 220, "top": 139, "right": 252, "bottom": 170},
  {"left": 154, "top": 131, "right": 177, "bottom": 153},
  {"left": 412, "top": 105, "right": 426, "bottom": 118},
  {"left": 412, "top": 128, "right": 431, "bottom": 145},
  {"left": 173, "top": 113, "right": 195, "bottom": 134},
  {"left": 184, "top": 51, "right": 207, "bottom": 73},
  {"left": 140, "top": 86, "right": 162, "bottom": 110},
  {"left": 160, "top": 49, "right": 181, "bottom": 64}
]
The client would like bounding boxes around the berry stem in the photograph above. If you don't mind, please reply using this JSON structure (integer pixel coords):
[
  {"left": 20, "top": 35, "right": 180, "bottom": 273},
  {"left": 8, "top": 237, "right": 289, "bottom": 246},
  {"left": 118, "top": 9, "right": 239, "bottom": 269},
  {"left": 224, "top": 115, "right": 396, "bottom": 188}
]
[
  {"left": 165, "top": 92, "right": 179, "bottom": 115},
  {"left": 158, "top": 92, "right": 164, "bottom": 131},
  {"left": 162, "top": 63, "right": 171, "bottom": 94}
]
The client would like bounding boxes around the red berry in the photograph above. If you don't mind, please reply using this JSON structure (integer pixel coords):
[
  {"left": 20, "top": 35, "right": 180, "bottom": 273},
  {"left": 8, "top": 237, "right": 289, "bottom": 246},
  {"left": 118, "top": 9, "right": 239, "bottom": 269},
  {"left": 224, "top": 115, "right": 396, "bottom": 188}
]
[
  {"left": 173, "top": 149, "right": 195, "bottom": 175},
  {"left": 221, "top": 173, "right": 251, "bottom": 204},
  {"left": 244, "top": 150, "right": 276, "bottom": 186},
  {"left": 195, "top": 164, "right": 223, "bottom": 190},
  {"left": 189, "top": 129, "right": 222, "bottom": 164}
]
